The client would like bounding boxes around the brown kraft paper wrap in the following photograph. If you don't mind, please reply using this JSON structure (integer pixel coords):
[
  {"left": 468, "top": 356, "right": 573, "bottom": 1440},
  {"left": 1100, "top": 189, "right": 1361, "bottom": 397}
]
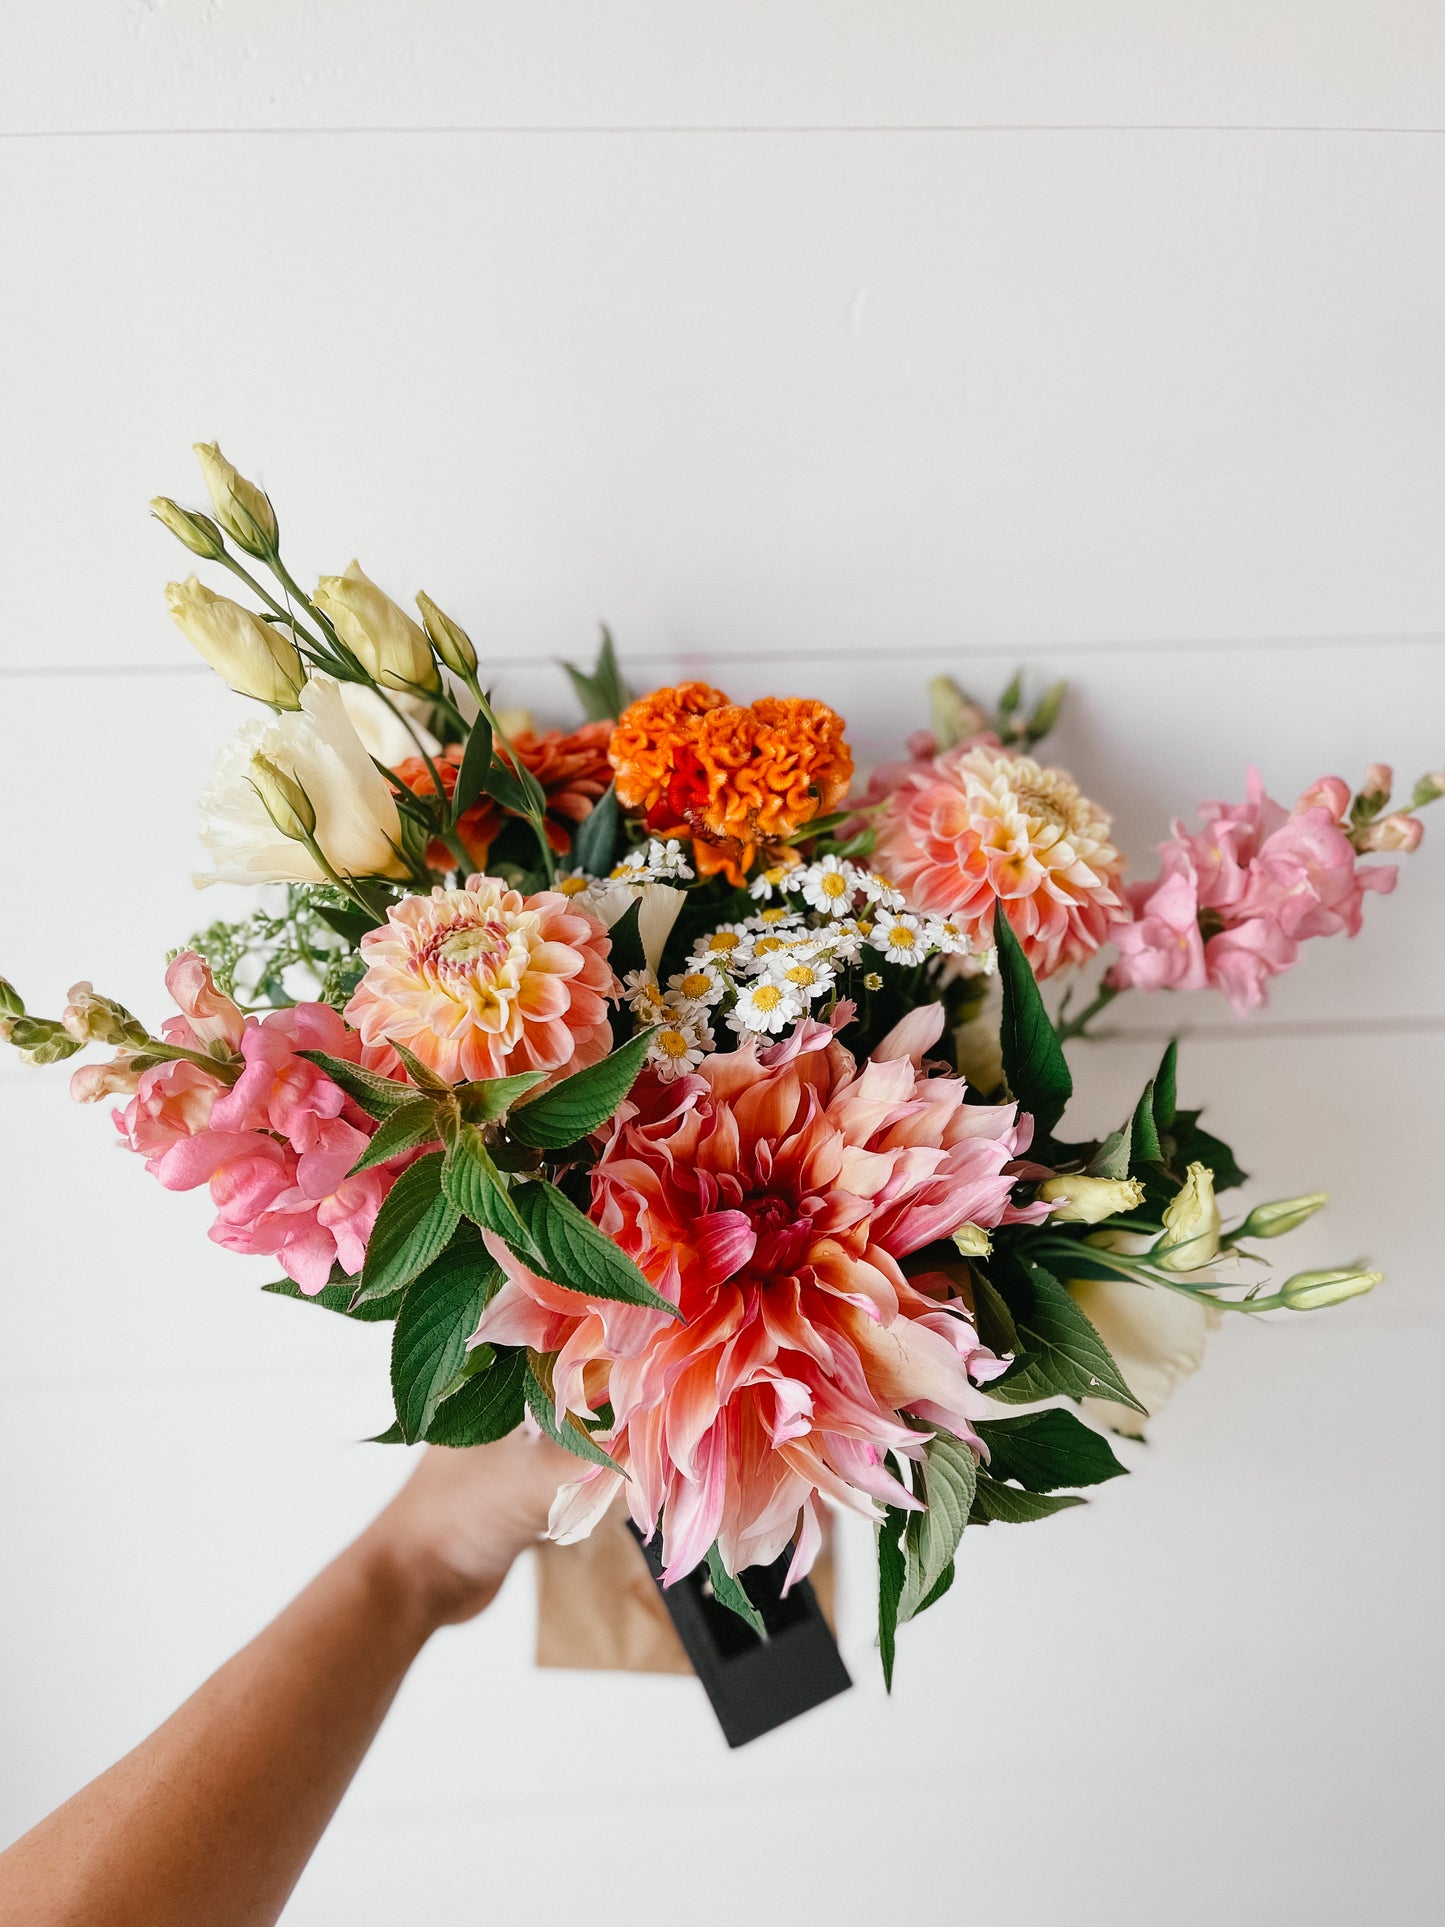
[{"left": 535, "top": 1502, "right": 837, "bottom": 1674}]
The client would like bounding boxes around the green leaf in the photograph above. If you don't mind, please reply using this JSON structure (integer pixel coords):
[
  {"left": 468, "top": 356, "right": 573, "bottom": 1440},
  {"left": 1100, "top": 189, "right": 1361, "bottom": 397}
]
[
  {"left": 483, "top": 751, "right": 549, "bottom": 822},
  {"left": 877, "top": 1506, "right": 907, "bottom": 1693},
  {"left": 1152, "top": 1039, "right": 1179, "bottom": 1137},
  {"left": 367, "top": 1420, "right": 406, "bottom": 1443},
  {"left": 604, "top": 896, "right": 645, "bottom": 978},
  {"left": 354, "top": 1154, "right": 461, "bottom": 1306},
  {"left": 901, "top": 1433, "right": 978, "bottom": 1622},
  {"left": 261, "top": 1274, "right": 400, "bottom": 1323},
  {"left": 510, "top": 1180, "right": 681, "bottom": 1317},
  {"left": 450, "top": 711, "right": 494, "bottom": 823},
  {"left": 571, "top": 784, "right": 620, "bottom": 875},
  {"left": 968, "top": 1268, "right": 1021, "bottom": 1357},
  {"left": 390, "top": 1243, "right": 498, "bottom": 1444},
  {"left": 458, "top": 1071, "right": 550, "bottom": 1126},
  {"left": 505, "top": 1028, "right": 656, "bottom": 1150},
  {"left": 1170, "top": 1111, "right": 1248, "bottom": 1191},
  {"left": 296, "top": 1050, "right": 414, "bottom": 1120},
  {"left": 1130, "top": 1079, "right": 1163, "bottom": 1163},
  {"left": 970, "top": 1469, "right": 1087, "bottom": 1525},
  {"left": 442, "top": 1125, "right": 536, "bottom": 1249},
  {"left": 706, "top": 1546, "right": 766, "bottom": 1638},
  {"left": 989, "top": 1258, "right": 1147, "bottom": 1413},
  {"left": 346, "top": 1098, "right": 442, "bottom": 1176},
  {"left": 388, "top": 1040, "right": 450, "bottom": 1094},
  {"left": 564, "top": 625, "right": 632, "bottom": 721},
  {"left": 313, "top": 902, "right": 380, "bottom": 946},
  {"left": 426, "top": 1348, "right": 528, "bottom": 1446},
  {"left": 523, "top": 1357, "right": 622, "bottom": 1469},
  {"left": 975, "top": 1410, "right": 1127, "bottom": 1492},
  {"left": 1088, "top": 1121, "right": 1132, "bottom": 1180},
  {"left": 914, "top": 1559, "right": 956, "bottom": 1617},
  {"left": 993, "top": 902, "right": 1072, "bottom": 1136}
]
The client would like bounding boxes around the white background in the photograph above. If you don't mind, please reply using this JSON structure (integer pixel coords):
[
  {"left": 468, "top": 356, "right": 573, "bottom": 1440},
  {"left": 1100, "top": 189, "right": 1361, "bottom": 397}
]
[{"left": 2, "top": 7, "right": 1443, "bottom": 1923}]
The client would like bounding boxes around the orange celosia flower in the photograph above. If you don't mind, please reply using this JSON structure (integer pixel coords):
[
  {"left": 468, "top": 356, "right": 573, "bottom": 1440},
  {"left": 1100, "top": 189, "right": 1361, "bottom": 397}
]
[
  {"left": 397, "top": 722, "right": 613, "bottom": 871},
  {"left": 608, "top": 682, "right": 853, "bottom": 886}
]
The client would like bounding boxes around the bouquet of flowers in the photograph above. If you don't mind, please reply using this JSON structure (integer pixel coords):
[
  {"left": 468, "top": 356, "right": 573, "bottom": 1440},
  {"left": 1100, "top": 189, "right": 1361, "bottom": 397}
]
[{"left": 5, "top": 444, "right": 1438, "bottom": 1717}]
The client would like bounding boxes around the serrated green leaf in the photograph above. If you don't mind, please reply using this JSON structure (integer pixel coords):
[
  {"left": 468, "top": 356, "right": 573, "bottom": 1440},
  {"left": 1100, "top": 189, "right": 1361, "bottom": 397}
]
[
  {"left": 450, "top": 711, "right": 494, "bottom": 822},
  {"left": 877, "top": 1506, "right": 907, "bottom": 1693},
  {"left": 505, "top": 1028, "right": 656, "bottom": 1150},
  {"left": 571, "top": 784, "right": 620, "bottom": 875},
  {"left": 989, "top": 1258, "right": 1147, "bottom": 1413},
  {"left": 388, "top": 1039, "right": 450, "bottom": 1093},
  {"left": 1131, "top": 1079, "right": 1163, "bottom": 1163},
  {"left": 441, "top": 1125, "right": 536, "bottom": 1249},
  {"left": 901, "top": 1434, "right": 978, "bottom": 1622},
  {"left": 458, "top": 1070, "right": 550, "bottom": 1125},
  {"left": 523, "top": 1357, "right": 622, "bottom": 1469},
  {"left": 970, "top": 1469, "right": 1088, "bottom": 1524},
  {"left": 261, "top": 1273, "right": 400, "bottom": 1323},
  {"left": 1152, "top": 1039, "right": 1179, "bottom": 1136},
  {"left": 563, "top": 626, "right": 632, "bottom": 722},
  {"left": 975, "top": 1410, "right": 1127, "bottom": 1492},
  {"left": 969, "top": 1268, "right": 1021, "bottom": 1357},
  {"left": 914, "top": 1559, "right": 956, "bottom": 1617},
  {"left": 296, "top": 1050, "right": 414, "bottom": 1120},
  {"left": 390, "top": 1243, "right": 498, "bottom": 1443},
  {"left": 367, "top": 1420, "right": 406, "bottom": 1443},
  {"left": 510, "top": 1180, "right": 681, "bottom": 1317},
  {"left": 1088, "top": 1120, "right": 1133, "bottom": 1180},
  {"left": 426, "top": 1348, "right": 528, "bottom": 1446},
  {"left": 994, "top": 902, "right": 1072, "bottom": 1136},
  {"left": 355, "top": 1154, "right": 461, "bottom": 1305},
  {"left": 347, "top": 1098, "right": 442, "bottom": 1176},
  {"left": 706, "top": 1545, "right": 766, "bottom": 1638}
]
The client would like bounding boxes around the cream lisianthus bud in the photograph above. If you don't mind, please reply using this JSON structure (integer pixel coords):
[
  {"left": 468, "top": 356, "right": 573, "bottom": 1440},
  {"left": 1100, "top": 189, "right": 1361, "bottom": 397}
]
[
  {"left": 314, "top": 561, "right": 439, "bottom": 693},
  {"left": 196, "top": 676, "right": 408, "bottom": 887},
  {"left": 1280, "top": 1268, "right": 1381, "bottom": 1310},
  {"left": 60, "top": 984, "right": 148, "bottom": 1048},
  {"left": 150, "top": 497, "right": 226, "bottom": 561},
  {"left": 166, "top": 578, "right": 305, "bottom": 709},
  {"left": 1157, "top": 1162, "right": 1222, "bottom": 1271},
  {"left": 1237, "top": 1192, "right": 1328, "bottom": 1239},
  {"left": 1038, "top": 1173, "right": 1145, "bottom": 1225},
  {"left": 249, "top": 754, "right": 318, "bottom": 844},
  {"left": 416, "top": 591, "right": 478, "bottom": 680},
  {"left": 950, "top": 1223, "right": 993, "bottom": 1259},
  {"left": 193, "top": 441, "right": 278, "bottom": 558}
]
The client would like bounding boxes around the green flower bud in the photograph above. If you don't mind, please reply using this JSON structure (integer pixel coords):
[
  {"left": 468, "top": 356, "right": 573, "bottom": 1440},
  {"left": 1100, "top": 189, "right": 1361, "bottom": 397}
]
[
  {"left": 416, "top": 591, "right": 478, "bottom": 681},
  {"left": 1237, "top": 1192, "right": 1328, "bottom": 1240},
  {"left": 150, "top": 497, "right": 227, "bottom": 561},
  {"left": 0, "top": 977, "right": 23, "bottom": 1019},
  {"left": 193, "top": 441, "right": 279, "bottom": 558},
  {"left": 60, "top": 983, "right": 149, "bottom": 1048},
  {"left": 927, "top": 676, "right": 990, "bottom": 752},
  {"left": 1280, "top": 1268, "right": 1382, "bottom": 1311},
  {"left": 249, "top": 754, "right": 318, "bottom": 844},
  {"left": 1410, "top": 771, "right": 1445, "bottom": 810}
]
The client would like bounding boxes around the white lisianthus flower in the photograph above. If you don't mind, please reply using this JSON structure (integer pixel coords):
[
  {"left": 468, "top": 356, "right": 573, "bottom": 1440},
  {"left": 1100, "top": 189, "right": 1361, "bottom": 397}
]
[
  {"left": 196, "top": 675, "right": 407, "bottom": 886},
  {"left": 339, "top": 683, "right": 441, "bottom": 767},
  {"left": 1068, "top": 1272, "right": 1220, "bottom": 1439},
  {"left": 1038, "top": 1173, "right": 1147, "bottom": 1225},
  {"left": 1157, "top": 1162, "right": 1222, "bottom": 1271}
]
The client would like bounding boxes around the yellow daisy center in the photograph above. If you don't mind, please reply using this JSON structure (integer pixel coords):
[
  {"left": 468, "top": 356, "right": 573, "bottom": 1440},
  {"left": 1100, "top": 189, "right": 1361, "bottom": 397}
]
[
  {"left": 759, "top": 906, "right": 792, "bottom": 924},
  {"left": 677, "top": 973, "right": 713, "bottom": 998},
  {"left": 706, "top": 931, "right": 743, "bottom": 953},
  {"left": 556, "top": 876, "right": 590, "bottom": 897},
  {"left": 784, "top": 964, "right": 818, "bottom": 987},
  {"left": 889, "top": 925, "right": 918, "bottom": 949},
  {"left": 819, "top": 871, "right": 849, "bottom": 899},
  {"left": 657, "top": 1028, "right": 693, "bottom": 1059},
  {"left": 752, "top": 984, "right": 785, "bottom": 1012}
]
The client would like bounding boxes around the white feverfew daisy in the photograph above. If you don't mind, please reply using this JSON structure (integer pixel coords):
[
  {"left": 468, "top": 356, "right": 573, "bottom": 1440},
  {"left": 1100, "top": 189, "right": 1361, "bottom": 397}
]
[
  {"left": 859, "top": 871, "right": 907, "bottom": 912},
  {"left": 622, "top": 969, "right": 667, "bottom": 1021},
  {"left": 752, "top": 904, "right": 806, "bottom": 929},
  {"left": 799, "top": 854, "right": 860, "bottom": 918},
  {"left": 690, "top": 923, "right": 756, "bottom": 968},
  {"left": 825, "top": 919, "right": 869, "bottom": 964},
  {"left": 770, "top": 956, "right": 836, "bottom": 1002},
  {"left": 878, "top": 912, "right": 928, "bottom": 965},
  {"left": 742, "top": 931, "right": 797, "bottom": 971},
  {"left": 666, "top": 964, "right": 727, "bottom": 1009},
  {"left": 728, "top": 978, "right": 803, "bottom": 1036},
  {"left": 647, "top": 1017, "right": 712, "bottom": 1081},
  {"left": 748, "top": 865, "right": 794, "bottom": 901},
  {"left": 923, "top": 915, "right": 972, "bottom": 957}
]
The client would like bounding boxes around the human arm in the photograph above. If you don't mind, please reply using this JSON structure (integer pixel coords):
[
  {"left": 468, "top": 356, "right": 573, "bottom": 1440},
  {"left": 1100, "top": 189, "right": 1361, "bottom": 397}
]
[{"left": 0, "top": 1434, "right": 574, "bottom": 1927}]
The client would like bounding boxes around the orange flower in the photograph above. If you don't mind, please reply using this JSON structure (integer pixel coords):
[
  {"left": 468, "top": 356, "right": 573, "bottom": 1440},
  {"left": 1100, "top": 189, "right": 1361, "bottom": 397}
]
[
  {"left": 397, "top": 722, "right": 613, "bottom": 871},
  {"left": 608, "top": 682, "right": 853, "bottom": 886}
]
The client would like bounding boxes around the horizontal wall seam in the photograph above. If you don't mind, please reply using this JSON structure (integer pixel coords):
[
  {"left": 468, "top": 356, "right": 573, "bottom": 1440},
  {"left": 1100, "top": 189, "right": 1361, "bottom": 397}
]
[{"left": 5, "top": 123, "right": 1445, "bottom": 142}]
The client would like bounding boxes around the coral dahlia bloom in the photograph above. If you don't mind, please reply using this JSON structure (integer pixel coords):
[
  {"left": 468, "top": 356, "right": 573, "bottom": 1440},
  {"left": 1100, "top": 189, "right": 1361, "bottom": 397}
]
[
  {"left": 870, "top": 743, "right": 1127, "bottom": 978},
  {"left": 345, "top": 877, "right": 617, "bottom": 1085},
  {"left": 396, "top": 721, "right": 613, "bottom": 872},
  {"left": 609, "top": 682, "right": 853, "bottom": 887},
  {"left": 474, "top": 1004, "right": 1048, "bottom": 1586}
]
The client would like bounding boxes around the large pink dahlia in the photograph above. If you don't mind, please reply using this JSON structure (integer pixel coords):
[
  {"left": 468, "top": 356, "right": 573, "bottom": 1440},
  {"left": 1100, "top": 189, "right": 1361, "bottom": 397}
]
[
  {"left": 474, "top": 1005, "right": 1049, "bottom": 1586},
  {"left": 345, "top": 877, "right": 618, "bottom": 1085},
  {"left": 869, "top": 743, "right": 1127, "bottom": 978}
]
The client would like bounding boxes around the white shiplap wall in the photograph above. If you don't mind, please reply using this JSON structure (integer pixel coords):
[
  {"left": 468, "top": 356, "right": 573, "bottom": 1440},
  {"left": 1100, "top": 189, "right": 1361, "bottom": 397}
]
[{"left": 2, "top": 9, "right": 1443, "bottom": 1925}]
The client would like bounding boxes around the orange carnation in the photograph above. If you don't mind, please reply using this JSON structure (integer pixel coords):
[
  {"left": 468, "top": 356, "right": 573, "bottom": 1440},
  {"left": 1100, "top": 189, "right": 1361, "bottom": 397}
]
[
  {"left": 397, "top": 722, "right": 613, "bottom": 872},
  {"left": 608, "top": 682, "right": 853, "bottom": 887}
]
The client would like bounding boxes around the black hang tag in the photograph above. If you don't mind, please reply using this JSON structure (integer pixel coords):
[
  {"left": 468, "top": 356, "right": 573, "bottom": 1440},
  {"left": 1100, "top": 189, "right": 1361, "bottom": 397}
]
[{"left": 627, "top": 1523, "right": 852, "bottom": 1748}]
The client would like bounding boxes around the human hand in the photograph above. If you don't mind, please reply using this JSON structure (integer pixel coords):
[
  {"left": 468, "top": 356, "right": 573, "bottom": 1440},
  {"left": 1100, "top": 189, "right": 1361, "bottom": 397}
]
[{"left": 362, "top": 1433, "right": 580, "bottom": 1631}]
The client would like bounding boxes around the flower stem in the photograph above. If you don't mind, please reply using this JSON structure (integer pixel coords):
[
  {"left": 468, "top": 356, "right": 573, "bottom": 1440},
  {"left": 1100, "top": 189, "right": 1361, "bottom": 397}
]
[{"left": 1056, "top": 980, "right": 1123, "bottom": 1042}]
